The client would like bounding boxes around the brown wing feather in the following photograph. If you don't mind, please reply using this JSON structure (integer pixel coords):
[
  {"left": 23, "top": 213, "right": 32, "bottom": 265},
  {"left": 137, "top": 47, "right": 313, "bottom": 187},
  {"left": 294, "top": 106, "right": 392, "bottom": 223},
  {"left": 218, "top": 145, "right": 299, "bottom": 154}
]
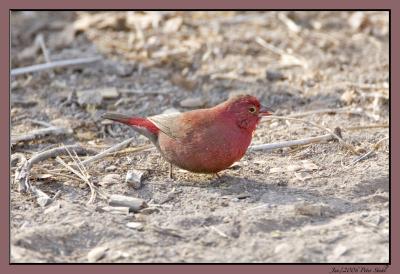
[{"left": 148, "top": 113, "right": 183, "bottom": 139}]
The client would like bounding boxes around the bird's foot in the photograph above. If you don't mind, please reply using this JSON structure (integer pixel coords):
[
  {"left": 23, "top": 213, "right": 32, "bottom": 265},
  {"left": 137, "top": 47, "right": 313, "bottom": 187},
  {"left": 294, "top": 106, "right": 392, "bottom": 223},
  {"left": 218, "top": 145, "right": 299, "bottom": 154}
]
[
  {"left": 209, "top": 172, "right": 226, "bottom": 185},
  {"left": 169, "top": 163, "right": 174, "bottom": 180}
]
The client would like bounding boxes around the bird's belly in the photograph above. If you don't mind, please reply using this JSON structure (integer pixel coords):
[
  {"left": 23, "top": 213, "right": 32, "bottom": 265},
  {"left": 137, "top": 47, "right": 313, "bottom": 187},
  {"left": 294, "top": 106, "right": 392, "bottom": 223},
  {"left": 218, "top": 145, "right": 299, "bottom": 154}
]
[{"left": 158, "top": 131, "right": 251, "bottom": 173}]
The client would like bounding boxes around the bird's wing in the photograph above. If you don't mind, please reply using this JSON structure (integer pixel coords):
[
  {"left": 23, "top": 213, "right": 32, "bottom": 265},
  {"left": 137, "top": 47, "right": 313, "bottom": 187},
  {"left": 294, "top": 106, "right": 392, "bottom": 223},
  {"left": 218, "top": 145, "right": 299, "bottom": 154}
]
[{"left": 148, "top": 113, "right": 183, "bottom": 139}]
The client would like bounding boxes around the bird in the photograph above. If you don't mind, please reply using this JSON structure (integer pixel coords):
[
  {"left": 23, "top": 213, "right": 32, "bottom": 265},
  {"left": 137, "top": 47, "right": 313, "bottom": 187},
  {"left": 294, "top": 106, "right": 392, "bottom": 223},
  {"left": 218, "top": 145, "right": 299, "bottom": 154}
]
[{"left": 102, "top": 95, "right": 272, "bottom": 178}]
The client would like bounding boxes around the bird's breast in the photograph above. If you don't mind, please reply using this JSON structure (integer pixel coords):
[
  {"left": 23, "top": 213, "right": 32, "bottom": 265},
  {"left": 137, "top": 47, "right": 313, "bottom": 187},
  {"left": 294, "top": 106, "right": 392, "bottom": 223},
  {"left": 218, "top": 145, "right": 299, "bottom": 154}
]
[{"left": 157, "top": 123, "right": 253, "bottom": 173}]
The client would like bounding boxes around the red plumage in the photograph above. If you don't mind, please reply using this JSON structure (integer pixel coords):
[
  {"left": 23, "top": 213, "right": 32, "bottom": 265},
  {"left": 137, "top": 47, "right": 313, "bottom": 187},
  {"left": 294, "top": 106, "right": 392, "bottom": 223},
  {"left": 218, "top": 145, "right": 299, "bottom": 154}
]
[{"left": 102, "top": 95, "right": 271, "bottom": 174}]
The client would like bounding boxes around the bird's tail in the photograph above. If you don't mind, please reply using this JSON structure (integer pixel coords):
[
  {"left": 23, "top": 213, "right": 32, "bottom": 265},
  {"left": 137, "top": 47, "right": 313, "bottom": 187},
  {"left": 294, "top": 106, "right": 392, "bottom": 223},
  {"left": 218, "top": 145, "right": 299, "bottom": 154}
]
[{"left": 102, "top": 112, "right": 159, "bottom": 143}]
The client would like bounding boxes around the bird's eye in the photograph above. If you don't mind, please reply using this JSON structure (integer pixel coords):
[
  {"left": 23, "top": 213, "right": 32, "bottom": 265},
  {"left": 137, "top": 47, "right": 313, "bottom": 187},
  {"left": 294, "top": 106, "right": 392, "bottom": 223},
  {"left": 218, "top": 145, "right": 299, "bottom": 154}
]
[{"left": 248, "top": 106, "right": 257, "bottom": 113}]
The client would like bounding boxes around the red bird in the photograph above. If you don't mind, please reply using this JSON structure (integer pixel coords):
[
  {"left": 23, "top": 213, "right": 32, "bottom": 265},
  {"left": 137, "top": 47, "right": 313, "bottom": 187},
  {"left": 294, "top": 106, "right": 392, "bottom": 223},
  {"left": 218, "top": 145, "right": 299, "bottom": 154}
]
[{"left": 102, "top": 95, "right": 272, "bottom": 178}]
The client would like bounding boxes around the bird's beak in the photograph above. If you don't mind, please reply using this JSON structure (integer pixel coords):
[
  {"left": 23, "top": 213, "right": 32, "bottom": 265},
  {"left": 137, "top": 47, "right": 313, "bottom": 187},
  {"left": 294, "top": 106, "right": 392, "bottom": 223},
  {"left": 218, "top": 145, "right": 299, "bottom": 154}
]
[{"left": 259, "top": 104, "right": 273, "bottom": 116}]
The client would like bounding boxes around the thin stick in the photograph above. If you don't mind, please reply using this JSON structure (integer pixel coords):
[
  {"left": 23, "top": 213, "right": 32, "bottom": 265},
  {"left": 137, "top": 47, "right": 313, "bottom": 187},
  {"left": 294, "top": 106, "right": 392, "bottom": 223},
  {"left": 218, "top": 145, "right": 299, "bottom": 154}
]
[
  {"left": 262, "top": 116, "right": 358, "bottom": 154},
  {"left": 11, "top": 126, "right": 72, "bottom": 145},
  {"left": 28, "top": 119, "right": 54, "bottom": 128},
  {"left": 255, "top": 36, "right": 307, "bottom": 68},
  {"left": 344, "top": 124, "right": 389, "bottom": 131},
  {"left": 80, "top": 137, "right": 135, "bottom": 166},
  {"left": 14, "top": 145, "right": 97, "bottom": 193},
  {"left": 11, "top": 56, "right": 102, "bottom": 76},
  {"left": 35, "top": 170, "right": 79, "bottom": 182},
  {"left": 24, "top": 145, "right": 96, "bottom": 169},
  {"left": 285, "top": 108, "right": 362, "bottom": 118},
  {"left": 350, "top": 150, "right": 375, "bottom": 165},
  {"left": 37, "top": 34, "right": 51, "bottom": 63},
  {"left": 63, "top": 145, "right": 86, "bottom": 177},
  {"left": 55, "top": 156, "right": 96, "bottom": 204},
  {"left": 73, "top": 150, "right": 90, "bottom": 179},
  {"left": 344, "top": 81, "right": 389, "bottom": 90},
  {"left": 62, "top": 145, "right": 109, "bottom": 201},
  {"left": 256, "top": 36, "right": 291, "bottom": 57},
  {"left": 278, "top": 12, "right": 301, "bottom": 33},
  {"left": 11, "top": 153, "right": 26, "bottom": 168},
  {"left": 203, "top": 225, "right": 230, "bottom": 239},
  {"left": 106, "top": 145, "right": 154, "bottom": 156},
  {"left": 245, "top": 204, "right": 268, "bottom": 212},
  {"left": 249, "top": 133, "right": 333, "bottom": 151},
  {"left": 351, "top": 137, "right": 389, "bottom": 165},
  {"left": 13, "top": 145, "right": 95, "bottom": 206}
]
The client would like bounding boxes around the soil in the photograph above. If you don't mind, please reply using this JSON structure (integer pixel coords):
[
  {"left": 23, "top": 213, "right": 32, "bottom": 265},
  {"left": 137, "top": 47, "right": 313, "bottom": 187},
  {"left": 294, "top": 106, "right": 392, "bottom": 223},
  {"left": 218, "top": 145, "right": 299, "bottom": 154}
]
[{"left": 10, "top": 11, "right": 389, "bottom": 263}]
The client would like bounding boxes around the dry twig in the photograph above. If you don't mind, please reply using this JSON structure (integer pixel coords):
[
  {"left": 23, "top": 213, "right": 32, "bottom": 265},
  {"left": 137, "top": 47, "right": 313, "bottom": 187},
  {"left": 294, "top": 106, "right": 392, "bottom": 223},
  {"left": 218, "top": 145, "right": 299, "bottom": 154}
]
[
  {"left": 56, "top": 145, "right": 109, "bottom": 204},
  {"left": 262, "top": 116, "right": 359, "bottom": 154},
  {"left": 255, "top": 36, "right": 307, "bottom": 68},
  {"left": 11, "top": 126, "right": 73, "bottom": 145},
  {"left": 37, "top": 34, "right": 51, "bottom": 63},
  {"left": 278, "top": 12, "right": 301, "bottom": 33},
  {"left": 14, "top": 145, "right": 97, "bottom": 193},
  {"left": 249, "top": 133, "right": 333, "bottom": 151},
  {"left": 203, "top": 225, "right": 230, "bottom": 239},
  {"left": 108, "top": 194, "right": 147, "bottom": 212},
  {"left": 11, "top": 56, "right": 102, "bottom": 76},
  {"left": 104, "top": 144, "right": 154, "bottom": 156},
  {"left": 35, "top": 169, "right": 81, "bottom": 182},
  {"left": 79, "top": 137, "right": 135, "bottom": 166},
  {"left": 350, "top": 137, "right": 389, "bottom": 165},
  {"left": 152, "top": 226, "right": 184, "bottom": 238},
  {"left": 11, "top": 153, "right": 26, "bottom": 168},
  {"left": 13, "top": 145, "right": 96, "bottom": 207},
  {"left": 28, "top": 119, "right": 54, "bottom": 128},
  {"left": 286, "top": 107, "right": 362, "bottom": 118},
  {"left": 344, "top": 124, "right": 389, "bottom": 131}
]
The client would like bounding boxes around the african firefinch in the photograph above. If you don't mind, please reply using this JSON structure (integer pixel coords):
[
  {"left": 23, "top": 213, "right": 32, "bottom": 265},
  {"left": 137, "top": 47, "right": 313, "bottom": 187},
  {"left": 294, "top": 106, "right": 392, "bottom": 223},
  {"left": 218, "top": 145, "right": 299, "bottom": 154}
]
[{"left": 102, "top": 95, "right": 272, "bottom": 177}]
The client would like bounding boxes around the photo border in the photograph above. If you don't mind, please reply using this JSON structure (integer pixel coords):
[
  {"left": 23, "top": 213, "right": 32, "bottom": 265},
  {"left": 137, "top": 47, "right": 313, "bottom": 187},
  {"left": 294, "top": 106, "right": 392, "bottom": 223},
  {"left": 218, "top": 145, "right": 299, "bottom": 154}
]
[{"left": 2, "top": 1, "right": 396, "bottom": 274}]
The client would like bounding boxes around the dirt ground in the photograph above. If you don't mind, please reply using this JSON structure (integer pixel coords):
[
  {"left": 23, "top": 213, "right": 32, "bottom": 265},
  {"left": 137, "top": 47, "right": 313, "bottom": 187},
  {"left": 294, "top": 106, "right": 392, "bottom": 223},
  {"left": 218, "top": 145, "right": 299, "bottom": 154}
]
[{"left": 10, "top": 11, "right": 389, "bottom": 263}]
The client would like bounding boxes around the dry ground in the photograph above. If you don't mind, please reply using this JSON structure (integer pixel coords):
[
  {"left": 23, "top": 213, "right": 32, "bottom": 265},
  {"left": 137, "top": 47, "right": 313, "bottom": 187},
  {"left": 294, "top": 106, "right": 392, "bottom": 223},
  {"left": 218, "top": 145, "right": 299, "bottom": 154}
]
[{"left": 10, "top": 11, "right": 389, "bottom": 263}]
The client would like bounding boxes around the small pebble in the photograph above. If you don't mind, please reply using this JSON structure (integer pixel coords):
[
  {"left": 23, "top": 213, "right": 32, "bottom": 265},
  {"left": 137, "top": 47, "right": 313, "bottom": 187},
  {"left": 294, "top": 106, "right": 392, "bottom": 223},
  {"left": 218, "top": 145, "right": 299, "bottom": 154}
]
[
  {"left": 100, "top": 174, "right": 120, "bottom": 186},
  {"left": 36, "top": 196, "right": 53, "bottom": 208},
  {"left": 348, "top": 11, "right": 366, "bottom": 30},
  {"left": 162, "top": 108, "right": 181, "bottom": 114},
  {"left": 180, "top": 97, "right": 205, "bottom": 108},
  {"left": 44, "top": 203, "right": 61, "bottom": 214},
  {"left": 98, "top": 87, "right": 119, "bottom": 99},
  {"left": 125, "top": 169, "right": 146, "bottom": 189},
  {"left": 222, "top": 216, "right": 230, "bottom": 223},
  {"left": 116, "top": 64, "right": 134, "bottom": 77},
  {"left": 87, "top": 246, "right": 108, "bottom": 262},
  {"left": 76, "top": 89, "right": 102, "bottom": 106},
  {"left": 236, "top": 193, "right": 251, "bottom": 199},
  {"left": 271, "top": 230, "right": 283, "bottom": 239},
  {"left": 274, "top": 243, "right": 292, "bottom": 254},
  {"left": 105, "top": 165, "right": 117, "bottom": 172},
  {"left": 109, "top": 194, "right": 147, "bottom": 212},
  {"left": 220, "top": 200, "right": 229, "bottom": 207},
  {"left": 340, "top": 89, "right": 357, "bottom": 105},
  {"left": 99, "top": 206, "right": 130, "bottom": 215},
  {"left": 333, "top": 244, "right": 349, "bottom": 257},
  {"left": 126, "top": 222, "right": 144, "bottom": 231},
  {"left": 376, "top": 215, "right": 385, "bottom": 225},
  {"left": 266, "top": 70, "right": 286, "bottom": 81}
]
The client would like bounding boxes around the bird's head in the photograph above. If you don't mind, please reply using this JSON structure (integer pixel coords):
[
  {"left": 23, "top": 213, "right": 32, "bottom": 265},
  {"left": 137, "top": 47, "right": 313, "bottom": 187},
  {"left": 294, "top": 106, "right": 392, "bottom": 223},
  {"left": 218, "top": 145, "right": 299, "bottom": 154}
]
[{"left": 222, "top": 95, "right": 273, "bottom": 131}]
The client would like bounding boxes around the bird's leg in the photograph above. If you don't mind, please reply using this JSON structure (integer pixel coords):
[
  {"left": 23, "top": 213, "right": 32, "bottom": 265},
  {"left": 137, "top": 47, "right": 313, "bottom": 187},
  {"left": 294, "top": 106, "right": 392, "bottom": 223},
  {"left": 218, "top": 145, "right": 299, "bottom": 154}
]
[
  {"left": 169, "top": 163, "right": 174, "bottom": 179},
  {"left": 215, "top": 173, "right": 221, "bottom": 179}
]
